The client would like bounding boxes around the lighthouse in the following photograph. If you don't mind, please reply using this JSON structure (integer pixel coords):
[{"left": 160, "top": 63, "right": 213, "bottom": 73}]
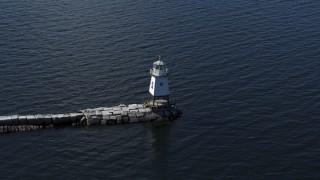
[{"left": 149, "top": 57, "right": 170, "bottom": 107}]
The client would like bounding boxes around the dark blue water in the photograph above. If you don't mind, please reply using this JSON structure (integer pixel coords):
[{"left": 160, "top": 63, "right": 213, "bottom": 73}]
[{"left": 1, "top": 0, "right": 320, "bottom": 179}]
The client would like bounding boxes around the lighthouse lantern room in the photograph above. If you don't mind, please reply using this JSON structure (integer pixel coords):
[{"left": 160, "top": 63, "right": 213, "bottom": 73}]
[{"left": 148, "top": 57, "right": 170, "bottom": 106}]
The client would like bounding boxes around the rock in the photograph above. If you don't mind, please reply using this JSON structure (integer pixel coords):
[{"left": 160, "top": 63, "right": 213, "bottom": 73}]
[
  {"left": 18, "top": 116, "right": 28, "bottom": 125},
  {"left": 80, "top": 117, "right": 87, "bottom": 125},
  {"left": 11, "top": 115, "right": 19, "bottom": 126},
  {"left": 135, "top": 104, "right": 144, "bottom": 108},
  {"left": 101, "top": 111, "right": 112, "bottom": 115},
  {"left": 113, "top": 107, "right": 122, "bottom": 111},
  {"left": 129, "top": 112, "right": 139, "bottom": 123},
  {"left": 139, "top": 116, "right": 148, "bottom": 122},
  {"left": 109, "top": 116, "right": 117, "bottom": 124},
  {"left": 103, "top": 108, "right": 113, "bottom": 111},
  {"left": 0, "top": 116, "right": 12, "bottom": 126},
  {"left": 116, "top": 115, "right": 122, "bottom": 124},
  {"left": 122, "top": 116, "right": 129, "bottom": 123},
  {"left": 43, "top": 115, "right": 52, "bottom": 125},
  {"left": 154, "top": 114, "right": 164, "bottom": 121},
  {"left": 138, "top": 108, "right": 147, "bottom": 113},
  {"left": 128, "top": 112, "right": 136, "bottom": 119},
  {"left": 108, "top": 110, "right": 114, "bottom": 115},
  {"left": 70, "top": 113, "right": 83, "bottom": 123},
  {"left": 121, "top": 107, "right": 129, "bottom": 112},
  {"left": 129, "top": 117, "right": 139, "bottom": 123},
  {"left": 35, "top": 115, "right": 46, "bottom": 125},
  {"left": 26, "top": 115, "right": 37, "bottom": 125},
  {"left": 102, "top": 110, "right": 111, "bottom": 121},
  {"left": 52, "top": 114, "right": 71, "bottom": 125},
  {"left": 145, "top": 114, "right": 157, "bottom": 121},
  {"left": 35, "top": 114, "right": 52, "bottom": 126},
  {"left": 128, "top": 104, "right": 138, "bottom": 108},
  {"left": 95, "top": 111, "right": 103, "bottom": 119},
  {"left": 136, "top": 112, "right": 144, "bottom": 118},
  {"left": 121, "top": 111, "right": 128, "bottom": 116},
  {"left": 154, "top": 117, "right": 164, "bottom": 122},
  {"left": 103, "top": 115, "right": 110, "bottom": 120},
  {"left": 113, "top": 110, "right": 121, "bottom": 115},
  {"left": 96, "top": 107, "right": 105, "bottom": 111},
  {"left": 101, "top": 119, "right": 107, "bottom": 125},
  {"left": 87, "top": 116, "right": 101, "bottom": 126}
]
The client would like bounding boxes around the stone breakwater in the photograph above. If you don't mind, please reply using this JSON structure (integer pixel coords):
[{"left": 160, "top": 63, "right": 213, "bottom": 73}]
[{"left": 0, "top": 104, "right": 182, "bottom": 133}]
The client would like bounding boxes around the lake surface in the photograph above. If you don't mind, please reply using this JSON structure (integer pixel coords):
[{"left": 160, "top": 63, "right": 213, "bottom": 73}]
[{"left": 1, "top": 0, "right": 320, "bottom": 179}]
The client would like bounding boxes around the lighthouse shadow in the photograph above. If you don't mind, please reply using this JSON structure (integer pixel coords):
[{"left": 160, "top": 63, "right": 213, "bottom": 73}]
[{"left": 146, "top": 122, "right": 172, "bottom": 178}]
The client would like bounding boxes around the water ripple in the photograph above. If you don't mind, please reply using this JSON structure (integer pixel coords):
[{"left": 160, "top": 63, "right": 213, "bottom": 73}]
[{"left": 1, "top": 0, "right": 320, "bottom": 179}]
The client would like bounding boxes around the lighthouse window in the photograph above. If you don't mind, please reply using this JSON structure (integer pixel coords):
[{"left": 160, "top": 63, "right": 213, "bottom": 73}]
[{"left": 160, "top": 83, "right": 163, "bottom": 86}]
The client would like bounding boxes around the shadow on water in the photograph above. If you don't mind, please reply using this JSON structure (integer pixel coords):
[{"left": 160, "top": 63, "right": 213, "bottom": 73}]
[{"left": 146, "top": 122, "right": 172, "bottom": 179}]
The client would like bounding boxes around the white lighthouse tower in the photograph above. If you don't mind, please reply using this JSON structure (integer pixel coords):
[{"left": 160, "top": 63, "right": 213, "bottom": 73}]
[{"left": 149, "top": 57, "right": 170, "bottom": 106}]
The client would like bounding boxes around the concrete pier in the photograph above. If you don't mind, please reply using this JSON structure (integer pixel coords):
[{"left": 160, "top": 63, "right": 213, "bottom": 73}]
[{"left": 0, "top": 103, "right": 182, "bottom": 133}]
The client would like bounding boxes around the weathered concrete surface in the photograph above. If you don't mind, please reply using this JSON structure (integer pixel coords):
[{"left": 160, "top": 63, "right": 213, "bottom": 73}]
[{"left": 0, "top": 103, "right": 182, "bottom": 133}]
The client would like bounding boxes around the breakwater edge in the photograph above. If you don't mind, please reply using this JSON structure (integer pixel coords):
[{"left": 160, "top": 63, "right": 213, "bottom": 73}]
[
  {"left": 0, "top": 58, "right": 182, "bottom": 133},
  {"left": 0, "top": 103, "right": 182, "bottom": 133}
]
